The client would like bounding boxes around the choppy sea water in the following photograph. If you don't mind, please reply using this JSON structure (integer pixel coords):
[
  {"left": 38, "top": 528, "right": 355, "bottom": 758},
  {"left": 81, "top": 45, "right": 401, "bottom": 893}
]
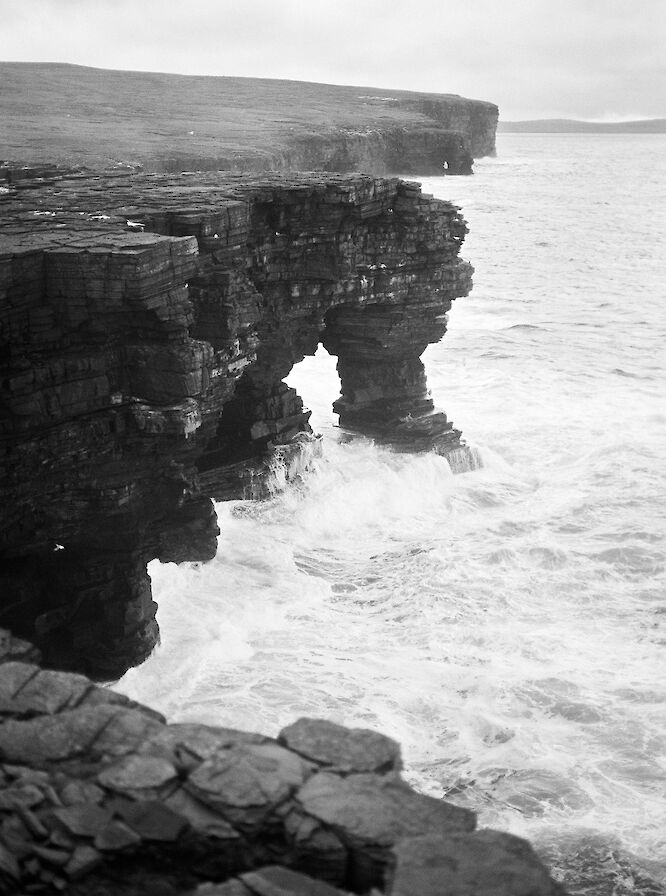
[{"left": 118, "top": 135, "right": 666, "bottom": 892}]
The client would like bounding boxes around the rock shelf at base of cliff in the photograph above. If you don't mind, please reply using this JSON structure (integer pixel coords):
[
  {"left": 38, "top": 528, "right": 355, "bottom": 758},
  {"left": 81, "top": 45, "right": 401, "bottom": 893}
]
[
  {"left": 0, "top": 627, "right": 565, "bottom": 896},
  {"left": 1, "top": 166, "right": 479, "bottom": 679}
]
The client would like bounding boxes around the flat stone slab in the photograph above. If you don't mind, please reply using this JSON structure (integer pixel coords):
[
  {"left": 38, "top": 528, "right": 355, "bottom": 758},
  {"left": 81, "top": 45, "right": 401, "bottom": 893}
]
[
  {"left": 296, "top": 771, "right": 475, "bottom": 847},
  {"left": 0, "top": 704, "right": 120, "bottom": 765},
  {"left": 390, "top": 831, "right": 567, "bottom": 895},
  {"left": 196, "top": 866, "right": 350, "bottom": 896},
  {"left": 97, "top": 754, "right": 178, "bottom": 793},
  {"left": 53, "top": 803, "right": 113, "bottom": 838},
  {"left": 187, "top": 743, "right": 311, "bottom": 829},
  {"left": 241, "top": 865, "right": 349, "bottom": 896},
  {"left": 278, "top": 718, "right": 401, "bottom": 774},
  {"left": 0, "top": 630, "right": 41, "bottom": 665}
]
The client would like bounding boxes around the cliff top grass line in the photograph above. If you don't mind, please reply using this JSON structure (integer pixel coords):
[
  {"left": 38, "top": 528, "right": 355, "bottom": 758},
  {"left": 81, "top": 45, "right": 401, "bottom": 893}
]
[{"left": 0, "top": 62, "right": 498, "bottom": 173}]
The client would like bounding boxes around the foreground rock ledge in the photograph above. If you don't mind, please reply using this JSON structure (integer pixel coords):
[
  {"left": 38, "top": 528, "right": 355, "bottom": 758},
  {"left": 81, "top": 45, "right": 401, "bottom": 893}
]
[
  {"left": 1, "top": 167, "right": 478, "bottom": 678},
  {"left": 0, "top": 629, "right": 565, "bottom": 895}
]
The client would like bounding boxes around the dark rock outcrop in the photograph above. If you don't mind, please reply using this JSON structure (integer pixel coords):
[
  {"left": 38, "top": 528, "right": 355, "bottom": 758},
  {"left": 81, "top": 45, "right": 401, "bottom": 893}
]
[
  {"left": 1, "top": 167, "right": 478, "bottom": 677},
  {"left": 0, "top": 632, "right": 565, "bottom": 895},
  {"left": 282, "top": 126, "right": 476, "bottom": 176}
]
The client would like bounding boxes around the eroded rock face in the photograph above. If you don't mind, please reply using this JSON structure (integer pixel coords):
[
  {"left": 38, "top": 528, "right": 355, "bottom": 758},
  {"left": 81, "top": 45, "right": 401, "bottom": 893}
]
[
  {"left": 1, "top": 169, "right": 474, "bottom": 676},
  {"left": 0, "top": 634, "right": 565, "bottom": 895},
  {"left": 388, "top": 832, "right": 565, "bottom": 896}
]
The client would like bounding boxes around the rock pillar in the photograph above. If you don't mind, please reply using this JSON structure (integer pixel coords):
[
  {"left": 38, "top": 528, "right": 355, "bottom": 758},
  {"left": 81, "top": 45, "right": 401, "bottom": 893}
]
[
  {"left": 323, "top": 304, "right": 476, "bottom": 464},
  {"left": 333, "top": 354, "right": 462, "bottom": 455}
]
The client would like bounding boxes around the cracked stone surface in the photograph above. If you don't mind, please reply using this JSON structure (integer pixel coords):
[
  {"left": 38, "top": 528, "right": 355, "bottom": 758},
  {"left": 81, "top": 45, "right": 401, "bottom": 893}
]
[
  {"left": 0, "top": 628, "right": 565, "bottom": 894},
  {"left": 278, "top": 718, "right": 401, "bottom": 775}
]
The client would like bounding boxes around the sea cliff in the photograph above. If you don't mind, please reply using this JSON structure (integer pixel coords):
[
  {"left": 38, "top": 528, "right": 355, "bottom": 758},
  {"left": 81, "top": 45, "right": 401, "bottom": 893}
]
[
  {"left": 0, "top": 99, "right": 564, "bottom": 896},
  {"left": 0, "top": 167, "right": 476, "bottom": 679}
]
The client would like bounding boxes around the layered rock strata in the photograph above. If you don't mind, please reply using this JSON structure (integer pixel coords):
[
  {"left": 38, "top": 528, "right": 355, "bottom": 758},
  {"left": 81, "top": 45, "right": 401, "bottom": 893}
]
[
  {"left": 1, "top": 168, "right": 474, "bottom": 677},
  {"left": 0, "top": 629, "right": 564, "bottom": 895}
]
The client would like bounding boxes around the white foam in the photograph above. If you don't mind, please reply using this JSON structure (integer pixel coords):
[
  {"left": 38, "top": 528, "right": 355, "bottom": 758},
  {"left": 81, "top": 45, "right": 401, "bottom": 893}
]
[{"left": 118, "top": 135, "right": 666, "bottom": 880}]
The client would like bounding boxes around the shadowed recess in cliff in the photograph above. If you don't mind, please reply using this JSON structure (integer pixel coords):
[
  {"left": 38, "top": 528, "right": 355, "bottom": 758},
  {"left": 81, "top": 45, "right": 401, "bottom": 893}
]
[{"left": 0, "top": 168, "right": 477, "bottom": 678}]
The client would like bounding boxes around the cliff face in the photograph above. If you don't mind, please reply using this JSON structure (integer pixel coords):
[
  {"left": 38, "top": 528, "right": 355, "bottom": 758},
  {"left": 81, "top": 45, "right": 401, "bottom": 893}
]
[
  {"left": 1, "top": 168, "right": 476, "bottom": 679},
  {"left": 282, "top": 126, "right": 477, "bottom": 175},
  {"left": 400, "top": 96, "right": 499, "bottom": 157}
]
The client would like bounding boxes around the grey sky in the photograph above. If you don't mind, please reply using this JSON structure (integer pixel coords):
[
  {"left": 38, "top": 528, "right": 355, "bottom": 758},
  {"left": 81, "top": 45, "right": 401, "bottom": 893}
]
[{"left": 1, "top": 0, "right": 664, "bottom": 119}]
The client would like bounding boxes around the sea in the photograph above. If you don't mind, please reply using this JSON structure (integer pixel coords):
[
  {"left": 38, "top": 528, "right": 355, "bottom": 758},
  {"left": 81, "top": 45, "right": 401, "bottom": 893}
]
[{"left": 118, "top": 134, "right": 666, "bottom": 894}]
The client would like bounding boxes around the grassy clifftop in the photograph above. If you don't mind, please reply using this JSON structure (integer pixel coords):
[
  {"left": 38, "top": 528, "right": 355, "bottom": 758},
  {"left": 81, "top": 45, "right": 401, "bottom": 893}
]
[{"left": 0, "top": 62, "right": 498, "bottom": 172}]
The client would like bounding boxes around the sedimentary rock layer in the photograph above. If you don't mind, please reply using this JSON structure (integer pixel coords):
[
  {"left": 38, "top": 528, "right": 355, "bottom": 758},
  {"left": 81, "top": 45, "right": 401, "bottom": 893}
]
[
  {"left": 0, "top": 628, "right": 565, "bottom": 895},
  {"left": 1, "top": 167, "right": 474, "bottom": 677},
  {"left": 0, "top": 63, "right": 498, "bottom": 175}
]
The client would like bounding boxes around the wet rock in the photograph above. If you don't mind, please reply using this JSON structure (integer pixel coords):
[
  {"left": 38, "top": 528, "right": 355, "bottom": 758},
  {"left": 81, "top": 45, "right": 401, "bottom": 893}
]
[
  {"left": 97, "top": 754, "right": 178, "bottom": 795},
  {"left": 297, "top": 772, "right": 475, "bottom": 846},
  {"left": 94, "top": 818, "right": 142, "bottom": 851},
  {"left": 64, "top": 844, "right": 103, "bottom": 880},
  {"left": 113, "top": 799, "right": 188, "bottom": 841},
  {"left": 278, "top": 718, "right": 401, "bottom": 775},
  {"left": 196, "top": 881, "right": 253, "bottom": 896},
  {"left": 0, "top": 842, "right": 20, "bottom": 882},
  {"left": 0, "top": 662, "right": 39, "bottom": 713},
  {"left": 0, "top": 629, "right": 41, "bottom": 665},
  {"left": 58, "top": 779, "right": 105, "bottom": 806},
  {"left": 389, "top": 830, "right": 566, "bottom": 895},
  {"left": 52, "top": 804, "right": 113, "bottom": 838},
  {"left": 0, "top": 704, "right": 120, "bottom": 765},
  {"left": 142, "top": 723, "right": 270, "bottom": 770},
  {"left": 240, "top": 865, "right": 349, "bottom": 896},
  {"left": 282, "top": 810, "right": 348, "bottom": 885},
  {"left": 0, "top": 641, "right": 565, "bottom": 895},
  {"left": 194, "top": 865, "right": 352, "bottom": 896},
  {"left": 30, "top": 843, "right": 71, "bottom": 866},
  {"left": 85, "top": 705, "right": 166, "bottom": 757},
  {"left": 0, "top": 782, "right": 44, "bottom": 810},
  {"left": 187, "top": 743, "right": 310, "bottom": 830},
  {"left": 4, "top": 667, "right": 91, "bottom": 716},
  {"left": 295, "top": 771, "right": 476, "bottom": 890},
  {"left": 15, "top": 804, "right": 49, "bottom": 838},
  {"left": 163, "top": 787, "right": 240, "bottom": 840},
  {"left": 0, "top": 814, "right": 34, "bottom": 859},
  {"left": 538, "top": 832, "right": 665, "bottom": 896}
]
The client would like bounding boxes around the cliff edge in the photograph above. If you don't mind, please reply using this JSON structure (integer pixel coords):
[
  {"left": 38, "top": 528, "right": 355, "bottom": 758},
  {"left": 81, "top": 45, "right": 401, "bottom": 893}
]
[{"left": 0, "top": 63, "right": 498, "bottom": 176}]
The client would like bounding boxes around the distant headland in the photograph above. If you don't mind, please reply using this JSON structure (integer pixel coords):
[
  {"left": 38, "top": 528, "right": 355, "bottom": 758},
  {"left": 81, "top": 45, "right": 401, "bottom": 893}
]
[{"left": 499, "top": 118, "right": 666, "bottom": 134}]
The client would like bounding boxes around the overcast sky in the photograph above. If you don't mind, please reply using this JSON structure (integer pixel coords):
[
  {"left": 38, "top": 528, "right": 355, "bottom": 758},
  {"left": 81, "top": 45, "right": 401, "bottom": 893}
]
[{"left": 1, "top": 0, "right": 664, "bottom": 120}]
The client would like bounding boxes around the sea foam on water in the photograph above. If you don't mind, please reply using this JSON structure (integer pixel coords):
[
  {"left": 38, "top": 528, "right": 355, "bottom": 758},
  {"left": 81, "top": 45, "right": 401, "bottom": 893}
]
[{"left": 118, "top": 133, "right": 666, "bottom": 891}]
